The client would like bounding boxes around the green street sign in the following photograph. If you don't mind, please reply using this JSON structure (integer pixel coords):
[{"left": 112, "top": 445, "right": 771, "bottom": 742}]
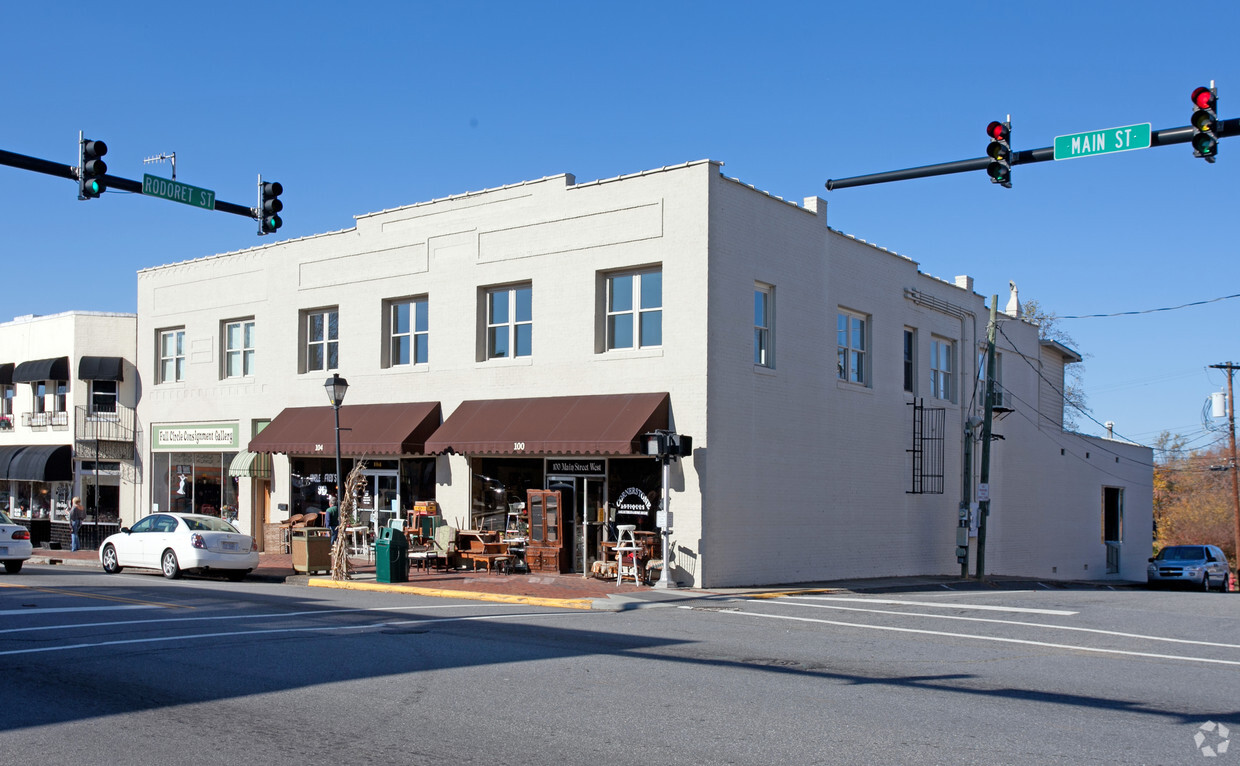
[
  {"left": 1053, "top": 123, "right": 1151, "bottom": 161},
  {"left": 142, "top": 174, "right": 216, "bottom": 210}
]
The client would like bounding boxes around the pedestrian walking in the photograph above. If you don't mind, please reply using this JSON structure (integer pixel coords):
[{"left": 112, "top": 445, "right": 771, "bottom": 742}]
[{"left": 69, "top": 497, "right": 86, "bottom": 552}]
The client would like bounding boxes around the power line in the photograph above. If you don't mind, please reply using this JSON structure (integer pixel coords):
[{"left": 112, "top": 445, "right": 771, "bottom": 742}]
[{"left": 1059, "top": 292, "right": 1240, "bottom": 320}]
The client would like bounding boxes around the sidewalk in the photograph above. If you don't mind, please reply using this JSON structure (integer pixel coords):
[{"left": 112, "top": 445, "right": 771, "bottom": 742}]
[{"left": 24, "top": 546, "right": 1144, "bottom": 611}]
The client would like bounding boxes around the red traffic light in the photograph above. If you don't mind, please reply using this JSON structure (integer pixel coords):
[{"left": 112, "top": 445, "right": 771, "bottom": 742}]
[
  {"left": 1192, "top": 86, "right": 1216, "bottom": 110},
  {"left": 986, "top": 121, "right": 1009, "bottom": 141}
]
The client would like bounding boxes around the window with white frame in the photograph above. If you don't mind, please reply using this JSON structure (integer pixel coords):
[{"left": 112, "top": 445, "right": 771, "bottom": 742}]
[
  {"left": 487, "top": 284, "right": 532, "bottom": 359},
  {"left": 90, "top": 380, "right": 118, "bottom": 414},
  {"left": 158, "top": 328, "right": 185, "bottom": 383},
  {"left": 754, "top": 284, "right": 774, "bottom": 367},
  {"left": 606, "top": 269, "right": 662, "bottom": 350},
  {"left": 305, "top": 308, "right": 339, "bottom": 372},
  {"left": 931, "top": 337, "right": 955, "bottom": 401},
  {"left": 55, "top": 381, "right": 67, "bottom": 413},
  {"left": 837, "top": 310, "right": 867, "bottom": 384},
  {"left": 1, "top": 384, "right": 12, "bottom": 418},
  {"left": 32, "top": 381, "right": 47, "bottom": 414},
  {"left": 223, "top": 319, "right": 256, "bottom": 378},
  {"left": 389, "top": 297, "right": 428, "bottom": 366},
  {"left": 903, "top": 327, "right": 917, "bottom": 393}
]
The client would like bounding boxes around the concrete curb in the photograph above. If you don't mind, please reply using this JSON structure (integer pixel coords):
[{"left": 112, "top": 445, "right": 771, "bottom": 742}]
[{"left": 306, "top": 577, "right": 598, "bottom": 610}]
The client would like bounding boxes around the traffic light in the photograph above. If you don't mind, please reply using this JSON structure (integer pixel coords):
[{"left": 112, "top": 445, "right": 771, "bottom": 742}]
[
  {"left": 985, "top": 120, "right": 1012, "bottom": 188},
  {"left": 258, "top": 179, "right": 283, "bottom": 234},
  {"left": 78, "top": 137, "right": 108, "bottom": 199},
  {"left": 1190, "top": 85, "right": 1218, "bottom": 163}
]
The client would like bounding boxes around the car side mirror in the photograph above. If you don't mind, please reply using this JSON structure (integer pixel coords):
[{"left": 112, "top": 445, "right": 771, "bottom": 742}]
[
  {"left": 121, "top": 527, "right": 131, "bottom": 534},
  {"left": 1147, "top": 556, "right": 1155, "bottom": 563}
]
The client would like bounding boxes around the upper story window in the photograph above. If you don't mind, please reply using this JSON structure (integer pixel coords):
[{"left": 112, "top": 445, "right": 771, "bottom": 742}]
[
  {"left": 606, "top": 269, "right": 662, "bottom": 350},
  {"left": 931, "top": 337, "right": 955, "bottom": 401},
  {"left": 32, "top": 382, "right": 47, "bottom": 414},
  {"left": 754, "top": 284, "right": 774, "bottom": 368},
  {"left": 224, "top": 319, "right": 256, "bottom": 378},
  {"left": 55, "top": 381, "right": 67, "bottom": 413},
  {"left": 487, "top": 284, "right": 532, "bottom": 359},
  {"left": 1, "top": 384, "right": 12, "bottom": 417},
  {"left": 158, "top": 328, "right": 185, "bottom": 384},
  {"left": 305, "top": 309, "right": 339, "bottom": 372},
  {"left": 389, "top": 297, "right": 429, "bottom": 366},
  {"left": 837, "top": 310, "right": 867, "bottom": 385},
  {"left": 90, "top": 380, "right": 118, "bottom": 414},
  {"left": 903, "top": 328, "right": 917, "bottom": 393}
]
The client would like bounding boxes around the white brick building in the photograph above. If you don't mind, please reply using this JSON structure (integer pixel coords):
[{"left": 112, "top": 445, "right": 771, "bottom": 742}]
[
  {"left": 134, "top": 160, "right": 1152, "bottom": 586},
  {"left": 1, "top": 311, "right": 138, "bottom": 548}
]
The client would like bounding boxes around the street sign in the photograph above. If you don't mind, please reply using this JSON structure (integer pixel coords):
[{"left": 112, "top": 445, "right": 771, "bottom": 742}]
[
  {"left": 142, "top": 174, "right": 216, "bottom": 210},
  {"left": 1053, "top": 123, "right": 1151, "bottom": 161}
]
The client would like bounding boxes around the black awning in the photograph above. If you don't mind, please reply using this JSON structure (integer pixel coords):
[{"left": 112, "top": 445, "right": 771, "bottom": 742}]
[
  {"left": 1, "top": 445, "right": 73, "bottom": 481},
  {"left": 0, "top": 446, "right": 24, "bottom": 478},
  {"left": 0, "top": 363, "right": 13, "bottom": 385},
  {"left": 78, "top": 356, "right": 125, "bottom": 382},
  {"left": 13, "top": 356, "right": 71, "bottom": 383}
]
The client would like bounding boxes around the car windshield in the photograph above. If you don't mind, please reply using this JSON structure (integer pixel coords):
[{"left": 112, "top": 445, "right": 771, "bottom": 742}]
[
  {"left": 0, "top": 509, "right": 12, "bottom": 524},
  {"left": 182, "top": 516, "right": 240, "bottom": 533},
  {"left": 1158, "top": 546, "right": 1206, "bottom": 562}
]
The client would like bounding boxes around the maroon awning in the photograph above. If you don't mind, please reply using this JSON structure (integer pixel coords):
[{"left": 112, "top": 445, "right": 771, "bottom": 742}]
[
  {"left": 424, "top": 392, "right": 669, "bottom": 456},
  {"left": 248, "top": 402, "right": 441, "bottom": 456}
]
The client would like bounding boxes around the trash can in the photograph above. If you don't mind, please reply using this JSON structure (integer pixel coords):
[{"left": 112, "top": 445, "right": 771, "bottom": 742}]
[
  {"left": 375, "top": 526, "right": 409, "bottom": 583},
  {"left": 291, "top": 527, "right": 331, "bottom": 574}
]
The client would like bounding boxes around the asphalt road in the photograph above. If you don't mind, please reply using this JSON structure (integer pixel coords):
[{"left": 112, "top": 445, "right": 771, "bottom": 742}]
[{"left": 2, "top": 566, "right": 1236, "bottom": 765}]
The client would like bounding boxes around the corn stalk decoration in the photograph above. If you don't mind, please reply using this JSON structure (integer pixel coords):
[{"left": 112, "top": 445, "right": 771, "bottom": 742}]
[{"left": 330, "top": 460, "right": 367, "bottom": 580}]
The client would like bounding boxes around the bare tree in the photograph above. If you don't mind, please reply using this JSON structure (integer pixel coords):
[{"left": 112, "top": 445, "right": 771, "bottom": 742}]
[{"left": 1022, "top": 298, "right": 1089, "bottom": 430}]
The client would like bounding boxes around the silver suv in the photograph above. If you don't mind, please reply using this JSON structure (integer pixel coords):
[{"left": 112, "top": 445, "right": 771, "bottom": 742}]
[{"left": 1147, "top": 545, "right": 1232, "bottom": 591}]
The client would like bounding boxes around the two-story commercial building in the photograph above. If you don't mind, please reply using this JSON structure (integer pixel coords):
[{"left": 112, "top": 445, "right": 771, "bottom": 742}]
[
  {"left": 133, "top": 160, "right": 1152, "bottom": 586},
  {"left": 0, "top": 311, "right": 138, "bottom": 549}
]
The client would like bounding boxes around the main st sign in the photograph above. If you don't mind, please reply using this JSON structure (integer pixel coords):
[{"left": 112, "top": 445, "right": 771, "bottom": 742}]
[{"left": 1053, "top": 123, "right": 1152, "bottom": 161}]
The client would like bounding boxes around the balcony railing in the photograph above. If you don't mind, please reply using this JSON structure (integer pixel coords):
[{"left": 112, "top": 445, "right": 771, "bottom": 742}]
[
  {"left": 76, "top": 403, "right": 136, "bottom": 442},
  {"left": 22, "top": 411, "right": 70, "bottom": 429}
]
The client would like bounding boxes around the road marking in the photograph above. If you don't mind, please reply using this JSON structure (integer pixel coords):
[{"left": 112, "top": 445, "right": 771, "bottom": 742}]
[
  {"left": 789, "top": 595, "right": 1077, "bottom": 616},
  {"left": 0, "top": 605, "right": 162, "bottom": 616},
  {"left": 0, "top": 582, "right": 190, "bottom": 609},
  {"left": 756, "top": 600, "right": 1240, "bottom": 649},
  {"left": 0, "top": 610, "right": 575, "bottom": 657},
  {"left": 721, "top": 609, "right": 1240, "bottom": 667}
]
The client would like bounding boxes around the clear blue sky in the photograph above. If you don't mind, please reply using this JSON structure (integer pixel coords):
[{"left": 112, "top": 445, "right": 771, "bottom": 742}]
[{"left": 3, "top": 1, "right": 1237, "bottom": 453}]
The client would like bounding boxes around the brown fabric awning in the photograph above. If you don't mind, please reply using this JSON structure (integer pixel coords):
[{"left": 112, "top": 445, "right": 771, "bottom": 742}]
[
  {"left": 248, "top": 402, "right": 441, "bottom": 456},
  {"left": 425, "top": 392, "right": 670, "bottom": 456}
]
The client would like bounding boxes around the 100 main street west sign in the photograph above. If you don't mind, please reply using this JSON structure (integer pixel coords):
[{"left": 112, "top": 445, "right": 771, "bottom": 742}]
[
  {"left": 142, "top": 174, "right": 216, "bottom": 210},
  {"left": 1053, "top": 123, "right": 1152, "bottom": 160}
]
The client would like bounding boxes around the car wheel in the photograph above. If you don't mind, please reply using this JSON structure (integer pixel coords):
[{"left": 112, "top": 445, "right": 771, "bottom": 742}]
[
  {"left": 1220, "top": 572, "right": 1231, "bottom": 593},
  {"left": 3, "top": 560, "right": 22, "bottom": 574},
  {"left": 101, "top": 545, "right": 122, "bottom": 574},
  {"left": 161, "top": 549, "right": 182, "bottom": 580},
  {"left": 1201, "top": 573, "right": 1212, "bottom": 592},
  {"left": 224, "top": 570, "right": 248, "bottom": 582}
]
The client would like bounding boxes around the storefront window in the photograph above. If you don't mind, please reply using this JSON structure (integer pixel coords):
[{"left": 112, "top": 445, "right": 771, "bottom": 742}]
[
  {"left": 607, "top": 458, "right": 661, "bottom": 535},
  {"left": 151, "top": 452, "right": 238, "bottom": 517},
  {"left": 290, "top": 457, "right": 352, "bottom": 519},
  {"left": 400, "top": 458, "right": 436, "bottom": 506},
  {"left": 470, "top": 458, "right": 543, "bottom": 532}
]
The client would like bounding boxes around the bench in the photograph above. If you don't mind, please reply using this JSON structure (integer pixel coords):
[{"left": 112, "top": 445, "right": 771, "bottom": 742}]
[{"left": 456, "top": 531, "right": 508, "bottom": 573}]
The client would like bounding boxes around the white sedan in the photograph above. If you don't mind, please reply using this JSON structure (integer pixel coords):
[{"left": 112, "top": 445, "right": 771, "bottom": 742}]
[
  {"left": 0, "top": 509, "right": 34, "bottom": 573},
  {"left": 99, "top": 512, "right": 258, "bottom": 581}
]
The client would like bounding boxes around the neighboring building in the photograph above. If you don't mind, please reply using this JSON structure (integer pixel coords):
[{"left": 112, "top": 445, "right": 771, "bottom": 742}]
[
  {"left": 133, "top": 160, "right": 1152, "bottom": 585},
  {"left": 0, "top": 311, "right": 138, "bottom": 549}
]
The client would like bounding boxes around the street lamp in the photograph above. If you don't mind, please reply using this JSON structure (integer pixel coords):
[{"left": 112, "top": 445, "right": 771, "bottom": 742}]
[
  {"left": 324, "top": 373, "right": 348, "bottom": 541},
  {"left": 644, "top": 429, "right": 692, "bottom": 590}
]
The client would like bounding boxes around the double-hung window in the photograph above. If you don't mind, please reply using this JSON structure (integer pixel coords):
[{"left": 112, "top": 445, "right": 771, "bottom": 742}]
[
  {"left": 159, "top": 329, "right": 185, "bottom": 383},
  {"left": 931, "top": 337, "right": 955, "bottom": 401},
  {"left": 390, "top": 298, "right": 429, "bottom": 366},
  {"left": 224, "top": 319, "right": 256, "bottom": 378},
  {"left": 487, "top": 285, "right": 532, "bottom": 359},
  {"left": 754, "top": 284, "right": 774, "bottom": 367},
  {"left": 90, "top": 380, "right": 118, "bottom": 414},
  {"left": 837, "top": 310, "right": 867, "bottom": 384},
  {"left": 1, "top": 384, "right": 13, "bottom": 419},
  {"left": 903, "top": 328, "right": 917, "bottom": 393},
  {"left": 305, "top": 309, "right": 338, "bottom": 371},
  {"left": 606, "top": 269, "right": 662, "bottom": 350}
]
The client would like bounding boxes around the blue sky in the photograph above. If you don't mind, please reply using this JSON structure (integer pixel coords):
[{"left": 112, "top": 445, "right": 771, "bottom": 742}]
[{"left": 3, "top": 2, "right": 1237, "bottom": 452}]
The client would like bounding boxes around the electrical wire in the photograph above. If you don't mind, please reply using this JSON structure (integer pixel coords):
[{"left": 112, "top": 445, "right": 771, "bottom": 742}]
[{"left": 1059, "top": 292, "right": 1240, "bottom": 320}]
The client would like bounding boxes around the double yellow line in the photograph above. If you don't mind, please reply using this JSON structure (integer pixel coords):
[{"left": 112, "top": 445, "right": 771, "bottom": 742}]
[{"left": 0, "top": 581, "right": 190, "bottom": 609}]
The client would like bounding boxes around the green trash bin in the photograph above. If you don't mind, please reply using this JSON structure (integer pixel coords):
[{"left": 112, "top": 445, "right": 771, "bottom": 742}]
[{"left": 375, "top": 526, "right": 409, "bottom": 583}]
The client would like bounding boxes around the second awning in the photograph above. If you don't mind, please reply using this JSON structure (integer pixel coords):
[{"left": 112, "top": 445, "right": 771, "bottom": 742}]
[
  {"left": 248, "top": 402, "right": 442, "bottom": 456},
  {"left": 13, "top": 357, "right": 70, "bottom": 383},
  {"left": 227, "top": 450, "right": 273, "bottom": 479},
  {"left": 424, "top": 392, "right": 670, "bottom": 456}
]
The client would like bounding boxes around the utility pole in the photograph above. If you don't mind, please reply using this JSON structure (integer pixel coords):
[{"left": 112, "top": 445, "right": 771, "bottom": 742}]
[
  {"left": 1208, "top": 363, "right": 1240, "bottom": 570},
  {"left": 975, "top": 297, "right": 999, "bottom": 579}
]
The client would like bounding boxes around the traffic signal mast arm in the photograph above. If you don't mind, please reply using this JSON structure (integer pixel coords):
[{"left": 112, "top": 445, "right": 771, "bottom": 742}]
[
  {"left": 826, "top": 117, "right": 1240, "bottom": 191},
  {"left": 0, "top": 147, "right": 269, "bottom": 222}
]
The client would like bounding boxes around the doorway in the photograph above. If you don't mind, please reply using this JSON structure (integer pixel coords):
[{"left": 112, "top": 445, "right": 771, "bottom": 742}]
[
  {"left": 359, "top": 470, "right": 400, "bottom": 537},
  {"left": 547, "top": 474, "right": 606, "bottom": 574}
]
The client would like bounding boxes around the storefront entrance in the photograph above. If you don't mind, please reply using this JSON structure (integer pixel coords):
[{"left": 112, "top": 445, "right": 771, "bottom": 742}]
[
  {"left": 359, "top": 469, "right": 400, "bottom": 537},
  {"left": 547, "top": 472, "right": 605, "bottom": 574}
]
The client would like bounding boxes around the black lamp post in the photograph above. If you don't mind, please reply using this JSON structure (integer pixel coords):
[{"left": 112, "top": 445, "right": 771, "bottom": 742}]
[{"left": 324, "top": 373, "right": 348, "bottom": 539}]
